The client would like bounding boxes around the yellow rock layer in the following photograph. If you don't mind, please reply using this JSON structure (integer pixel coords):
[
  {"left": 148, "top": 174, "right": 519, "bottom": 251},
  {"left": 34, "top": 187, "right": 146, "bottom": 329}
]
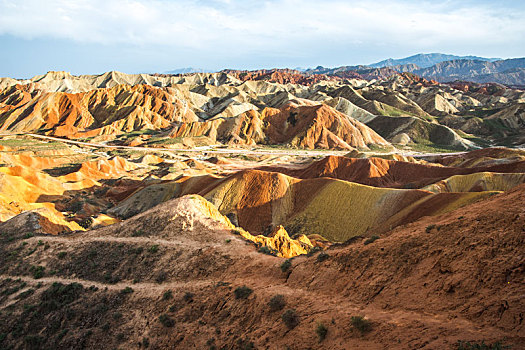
[{"left": 422, "top": 172, "right": 525, "bottom": 193}]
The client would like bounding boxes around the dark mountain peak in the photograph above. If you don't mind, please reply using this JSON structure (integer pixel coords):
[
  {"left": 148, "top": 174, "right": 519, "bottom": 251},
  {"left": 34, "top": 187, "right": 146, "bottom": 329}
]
[{"left": 371, "top": 53, "right": 500, "bottom": 69}]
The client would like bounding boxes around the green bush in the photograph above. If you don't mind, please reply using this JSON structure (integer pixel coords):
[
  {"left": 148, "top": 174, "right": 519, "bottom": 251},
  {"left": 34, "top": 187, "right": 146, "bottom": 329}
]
[
  {"left": 24, "top": 335, "right": 44, "bottom": 347},
  {"left": 425, "top": 224, "right": 436, "bottom": 233},
  {"left": 163, "top": 290, "right": 173, "bottom": 300},
  {"left": 268, "top": 294, "right": 286, "bottom": 312},
  {"left": 282, "top": 309, "right": 299, "bottom": 329},
  {"left": 30, "top": 265, "right": 45, "bottom": 279},
  {"left": 351, "top": 315, "right": 372, "bottom": 334},
  {"left": 40, "top": 282, "right": 83, "bottom": 312},
  {"left": 159, "top": 314, "right": 175, "bottom": 327},
  {"left": 364, "top": 235, "right": 379, "bottom": 245},
  {"left": 120, "top": 287, "right": 133, "bottom": 294},
  {"left": 234, "top": 286, "right": 253, "bottom": 299},
  {"left": 183, "top": 292, "right": 194, "bottom": 303},
  {"left": 132, "top": 229, "right": 145, "bottom": 237},
  {"left": 280, "top": 259, "right": 292, "bottom": 272},
  {"left": 316, "top": 252, "right": 330, "bottom": 262},
  {"left": 306, "top": 246, "right": 322, "bottom": 257},
  {"left": 316, "top": 322, "right": 328, "bottom": 342},
  {"left": 17, "top": 288, "right": 35, "bottom": 299},
  {"left": 149, "top": 245, "right": 159, "bottom": 253},
  {"left": 57, "top": 251, "right": 67, "bottom": 259},
  {"left": 156, "top": 272, "right": 167, "bottom": 283},
  {"left": 258, "top": 245, "right": 277, "bottom": 256},
  {"left": 142, "top": 337, "right": 150, "bottom": 348},
  {"left": 236, "top": 338, "right": 255, "bottom": 350},
  {"left": 78, "top": 217, "right": 93, "bottom": 229}
]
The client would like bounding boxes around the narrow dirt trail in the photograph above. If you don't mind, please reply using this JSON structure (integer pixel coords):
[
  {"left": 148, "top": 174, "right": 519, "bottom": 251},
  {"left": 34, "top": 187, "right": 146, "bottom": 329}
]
[
  {"left": 31, "top": 234, "right": 226, "bottom": 249},
  {"left": 0, "top": 271, "right": 498, "bottom": 342}
]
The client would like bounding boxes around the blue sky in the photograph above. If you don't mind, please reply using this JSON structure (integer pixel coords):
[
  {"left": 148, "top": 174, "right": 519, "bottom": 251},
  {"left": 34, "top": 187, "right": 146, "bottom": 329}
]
[{"left": 1, "top": 0, "right": 524, "bottom": 78}]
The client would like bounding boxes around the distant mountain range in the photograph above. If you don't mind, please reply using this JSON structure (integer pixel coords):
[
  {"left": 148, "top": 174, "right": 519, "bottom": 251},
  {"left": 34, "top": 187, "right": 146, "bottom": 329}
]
[
  {"left": 164, "top": 67, "right": 207, "bottom": 74},
  {"left": 305, "top": 54, "right": 525, "bottom": 86},
  {"left": 370, "top": 53, "right": 501, "bottom": 68},
  {"left": 162, "top": 54, "right": 525, "bottom": 86},
  {"left": 396, "top": 58, "right": 525, "bottom": 86}
]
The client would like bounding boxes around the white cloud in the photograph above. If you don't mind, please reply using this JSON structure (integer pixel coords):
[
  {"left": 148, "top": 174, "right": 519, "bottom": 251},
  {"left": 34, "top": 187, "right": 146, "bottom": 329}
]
[{"left": 0, "top": 0, "right": 524, "bottom": 60}]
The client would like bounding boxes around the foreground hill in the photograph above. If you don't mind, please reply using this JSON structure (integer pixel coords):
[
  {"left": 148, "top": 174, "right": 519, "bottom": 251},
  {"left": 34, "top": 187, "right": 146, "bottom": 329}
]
[
  {"left": 0, "top": 183, "right": 523, "bottom": 349},
  {"left": 0, "top": 132, "right": 524, "bottom": 348}
]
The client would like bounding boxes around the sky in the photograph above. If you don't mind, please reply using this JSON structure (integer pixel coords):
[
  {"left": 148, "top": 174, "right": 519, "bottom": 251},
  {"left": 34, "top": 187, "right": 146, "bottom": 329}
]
[{"left": 0, "top": 0, "right": 524, "bottom": 78}]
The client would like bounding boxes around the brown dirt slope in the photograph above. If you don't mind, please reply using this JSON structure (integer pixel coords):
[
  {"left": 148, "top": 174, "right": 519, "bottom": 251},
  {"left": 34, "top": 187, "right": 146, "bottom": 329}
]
[
  {"left": 260, "top": 154, "right": 525, "bottom": 188},
  {"left": 0, "top": 188, "right": 523, "bottom": 349}
]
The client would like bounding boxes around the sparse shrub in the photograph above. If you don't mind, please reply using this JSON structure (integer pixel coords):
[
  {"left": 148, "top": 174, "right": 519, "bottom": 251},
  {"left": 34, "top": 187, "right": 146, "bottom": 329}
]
[
  {"left": 351, "top": 315, "right": 372, "bottom": 334},
  {"left": 456, "top": 340, "right": 510, "bottom": 350},
  {"left": 17, "top": 288, "right": 35, "bottom": 299},
  {"left": 120, "top": 287, "right": 133, "bottom": 294},
  {"left": 236, "top": 338, "right": 255, "bottom": 350},
  {"left": 316, "top": 322, "right": 328, "bottom": 342},
  {"left": 282, "top": 309, "right": 299, "bottom": 329},
  {"left": 57, "top": 252, "right": 67, "bottom": 259},
  {"left": 87, "top": 249, "right": 98, "bottom": 260},
  {"left": 112, "top": 312, "right": 123, "bottom": 320},
  {"left": 37, "top": 240, "right": 44, "bottom": 246},
  {"left": 142, "top": 337, "right": 150, "bottom": 348},
  {"left": 364, "top": 235, "right": 379, "bottom": 245},
  {"left": 258, "top": 245, "right": 277, "bottom": 256},
  {"left": 24, "top": 335, "right": 44, "bottom": 347},
  {"left": 225, "top": 239, "right": 231, "bottom": 244},
  {"left": 316, "top": 252, "right": 330, "bottom": 262},
  {"left": 78, "top": 217, "right": 93, "bottom": 229},
  {"left": 425, "top": 224, "right": 436, "bottom": 233},
  {"left": 280, "top": 259, "right": 292, "bottom": 273},
  {"left": 41, "top": 282, "right": 83, "bottom": 312},
  {"left": 56, "top": 329, "right": 68, "bottom": 340},
  {"left": 23, "top": 232, "right": 34, "bottom": 239},
  {"left": 30, "top": 265, "right": 45, "bottom": 279},
  {"left": 149, "top": 245, "right": 159, "bottom": 253},
  {"left": 104, "top": 273, "right": 120, "bottom": 284},
  {"left": 131, "top": 247, "right": 144, "bottom": 255},
  {"left": 183, "top": 292, "right": 194, "bottom": 303},
  {"left": 163, "top": 290, "right": 173, "bottom": 300},
  {"left": 306, "top": 246, "right": 322, "bottom": 257},
  {"left": 156, "top": 272, "right": 167, "bottom": 283},
  {"left": 206, "top": 337, "right": 217, "bottom": 350},
  {"left": 234, "top": 286, "right": 253, "bottom": 299},
  {"left": 132, "top": 229, "right": 145, "bottom": 237},
  {"left": 268, "top": 294, "right": 286, "bottom": 312},
  {"left": 159, "top": 314, "right": 175, "bottom": 327}
]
